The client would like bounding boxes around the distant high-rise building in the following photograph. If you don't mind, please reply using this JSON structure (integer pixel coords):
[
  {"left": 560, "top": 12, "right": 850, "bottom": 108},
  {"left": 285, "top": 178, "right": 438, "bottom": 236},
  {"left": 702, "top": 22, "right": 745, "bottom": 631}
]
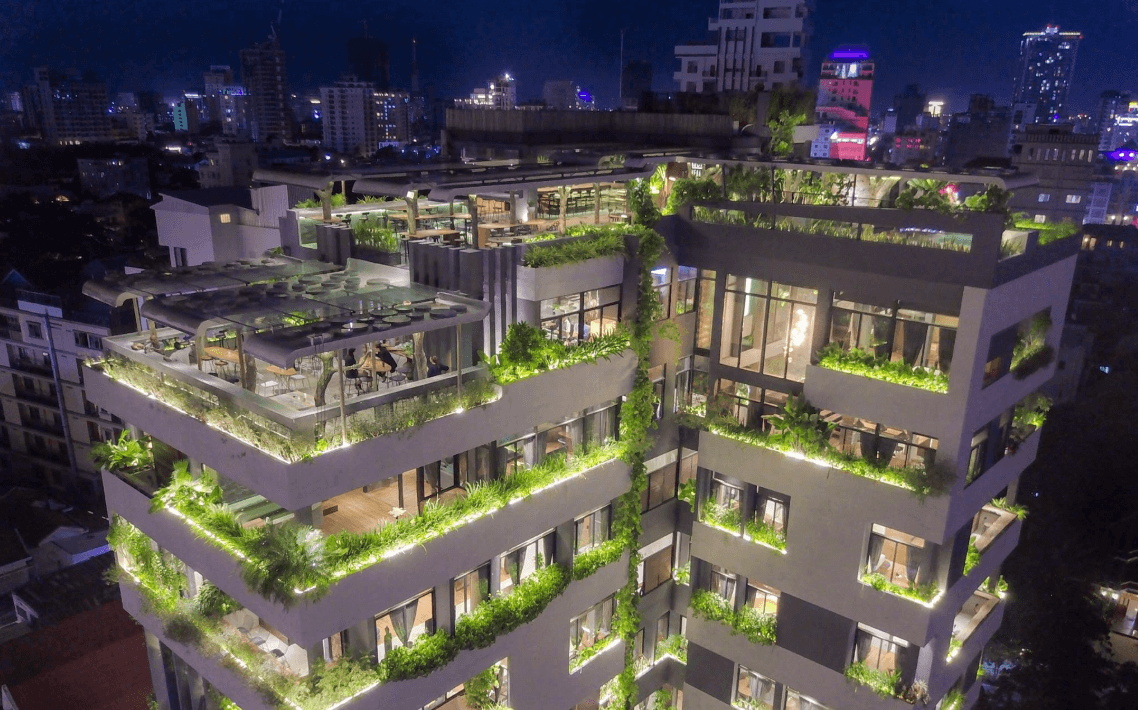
[
  {"left": 203, "top": 65, "right": 235, "bottom": 122},
  {"left": 543, "top": 81, "right": 594, "bottom": 111},
  {"left": 621, "top": 60, "right": 653, "bottom": 110},
  {"left": 1012, "top": 26, "right": 1082, "bottom": 124},
  {"left": 240, "top": 36, "right": 290, "bottom": 141},
  {"left": 674, "top": 0, "right": 812, "bottom": 94},
  {"left": 347, "top": 35, "right": 390, "bottom": 90},
  {"left": 1009, "top": 123, "right": 1100, "bottom": 223},
  {"left": 944, "top": 98, "right": 1014, "bottom": 169},
  {"left": 892, "top": 84, "right": 925, "bottom": 132},
  {"left": 811, "top": 48, "right": 874, "bottom": 161},
  {"left": 32, "top": 67, "right": 112, "bottom": 145},
  {"left": 456, "top": 74, "right": 516, "bottom": 110},
  {"left": 321, "top": 77, "right": 409, "bottom": 154},
  {"left": 198, "top": 141, "right": 259, "bottom": 189},
  {"left": 173, "top": 101, "right": 200, "bottom": 134},
  {"left": 1097, "top": 90, "right": 1132, "bottom": 151}
]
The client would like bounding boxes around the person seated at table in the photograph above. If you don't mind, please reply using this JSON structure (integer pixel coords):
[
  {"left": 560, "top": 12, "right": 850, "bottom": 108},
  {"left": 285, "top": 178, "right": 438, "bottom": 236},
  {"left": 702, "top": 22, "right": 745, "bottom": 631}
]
[
  {"left": 376, "top": 344, "right": 399, "bottom": 377},
  {"left": 427, "top": 355, "right": 450, "bottom": 378},
  {"left": 344, "top": 348, "right": 359, "bottom": 377}
]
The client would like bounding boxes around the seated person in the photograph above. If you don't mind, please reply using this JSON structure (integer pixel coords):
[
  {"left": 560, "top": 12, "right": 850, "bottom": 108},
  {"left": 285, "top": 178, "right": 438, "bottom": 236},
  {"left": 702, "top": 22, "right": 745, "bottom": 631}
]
[
  {"left": 375, "top": 345, "right": 399, "bottom": 379},
  {"left": 427, "top": 355, "right": 450, "bottom": 378}
]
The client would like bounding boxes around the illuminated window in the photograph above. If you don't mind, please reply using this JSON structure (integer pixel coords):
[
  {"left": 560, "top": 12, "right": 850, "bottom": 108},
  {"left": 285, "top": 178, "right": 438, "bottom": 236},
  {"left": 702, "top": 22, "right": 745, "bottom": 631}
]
[
  {"left": 1066, "top": 194, "right": 1082, "bottom": 204},
  {"left": 1037, "top": 194, "right": 1051, "bottom": 203},
  {"left": 219, "top": 213, "right": 232, "bottom": 223}
]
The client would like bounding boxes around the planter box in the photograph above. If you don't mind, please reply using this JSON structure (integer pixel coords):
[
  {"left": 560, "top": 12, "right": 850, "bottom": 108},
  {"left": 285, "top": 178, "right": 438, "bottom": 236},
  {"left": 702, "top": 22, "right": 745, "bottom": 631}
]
[
  {"left": 351, "top": 244, "right": 401, "bottom": 265},
  {"left": 516, "top": 256, "right": 625, "bottom": 302}
]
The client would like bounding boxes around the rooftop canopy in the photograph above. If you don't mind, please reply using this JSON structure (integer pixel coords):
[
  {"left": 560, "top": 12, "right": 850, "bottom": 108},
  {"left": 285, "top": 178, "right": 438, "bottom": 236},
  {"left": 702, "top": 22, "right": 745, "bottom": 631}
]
[{"left": 83, "top": 257, "right": 488, "bottom": 368}]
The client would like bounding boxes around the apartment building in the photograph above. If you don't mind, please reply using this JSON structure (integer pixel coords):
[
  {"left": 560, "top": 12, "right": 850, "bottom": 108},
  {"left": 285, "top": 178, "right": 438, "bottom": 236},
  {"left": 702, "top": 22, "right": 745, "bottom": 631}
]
[
  {"left": 0, "top": 294, "right": 125, "bottom": 503},
  {"left": 674, "top": 1, "right": 812, "bottom": 94},
  {"left": 89, "top": 159, "right": 1074, "bottom": 710}
]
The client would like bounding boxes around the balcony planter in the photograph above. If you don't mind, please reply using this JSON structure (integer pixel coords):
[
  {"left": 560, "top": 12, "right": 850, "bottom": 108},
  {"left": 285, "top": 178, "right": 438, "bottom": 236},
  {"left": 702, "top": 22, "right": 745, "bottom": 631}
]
[{"left": 516, "top": 256, "right": 625, "bottom": 302}]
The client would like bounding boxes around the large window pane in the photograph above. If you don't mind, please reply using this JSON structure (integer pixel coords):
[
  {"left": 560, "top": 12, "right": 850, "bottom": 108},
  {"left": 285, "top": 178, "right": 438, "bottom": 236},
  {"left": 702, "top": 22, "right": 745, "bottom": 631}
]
[{"left": 736, "top": 666, "right": 776, "bottom": 710}]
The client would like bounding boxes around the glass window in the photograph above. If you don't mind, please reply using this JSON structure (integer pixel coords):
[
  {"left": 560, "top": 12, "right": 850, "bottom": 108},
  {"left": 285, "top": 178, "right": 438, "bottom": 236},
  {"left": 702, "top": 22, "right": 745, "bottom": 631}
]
[
  {"left": 736, "top": 666, "right": 777, "bottom": 710},
  {"left": 675, "top": 266, "right": 698, "bottom": 315},
  {"left": 854, "top": 623, "right": 908, "bottom": 673},
  {"left": 710, "top": 564, "right": 737, "bottom": 602},
  {"left": 26, "top": 322, "right": 42, "bottom": 340},
  {"left": 694, "top": 270, "right": 717, "bottom": 350},
  {"left": 642, "top": 460, "right": 677, "bottom": 512},
  {"left": 453, "top": 564, "right": 490, "bottom": 620},
  {"left": 569, "top": 595, "right": 615, "bottom": 659},
  {"left": 967, "top": 427, "right": 990, "bottom": 484},
  {"left": 641, "top": 543, "right": 673, "bottom": 595},
  {"left": 655, "top": 612, "right": 671, "bottom": 644},
  {"left": 722, "top": 277, "right": 815, "bottom": 380},
  {"left": 678, "top": 449, "right": 698, "bottom": 486},
  {"left": 652, "top": 268, "right": 671, "bottom": 320},
  {"left": 675, "top": 355, "right": 710, "bottom": 411},
  {"left": 746, "top": 581, "right": 780, "bottom": 616},
  {"left": 754, "top": 492, "right": 788, "bottom": 536},
  {"left": 540, "top": 287, "right": 620, "bottom": 343},
  {"left": 785, "top": 689, "right": 832, "bottom": 710},
  {"left": 500, "top": 531, "right": 554, "bottom": 594},
  {"left": 376, "top": 590, "right": 435, "bottom": 661},
  {"left": 866, "top": 524, "right": 927, "bottom": 589},
  {"left": 575, "top": 505, "right": 611, "bottom": 554}
]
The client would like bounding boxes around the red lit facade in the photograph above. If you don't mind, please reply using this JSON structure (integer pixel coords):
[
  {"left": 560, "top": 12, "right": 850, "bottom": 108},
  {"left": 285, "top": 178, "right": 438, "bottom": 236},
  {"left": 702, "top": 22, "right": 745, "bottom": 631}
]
[{"left": 812, "top": 48, "right": 874, "bottom": 161}]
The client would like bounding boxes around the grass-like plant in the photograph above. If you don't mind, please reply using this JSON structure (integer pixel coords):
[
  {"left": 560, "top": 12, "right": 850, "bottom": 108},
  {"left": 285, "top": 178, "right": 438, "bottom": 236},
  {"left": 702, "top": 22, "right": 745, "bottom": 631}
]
[
  {"left": 844, "top": 660, "right": 901, "bottom": 698},
  {"left": 484, "top": 322, "right": 630, "bottom": 385},
  {"left": 817, "top": 343, "right": 949, "bottom": 393},
  {"left": 351, "top": 218, "right": 401, "bottom": 253},
  {"left": 655, "top": 633, "right": 687, "bottom": 663},
  {"left": 570, "top": 634, "right": 617, "bottom": 671},
  {"left": 1011, "top": 311, "right": 1054, "bottom": 379},
  {"left": 946, "top": 637, "right": 963, "bottom": 662},
  {"left": 861, "top": 572, "right": 939, "bottom": 604},
  {"left": 690, "top": 589, "right": 776, "bottom": 646},
  {"left": 677, "top": 479, "right": 695, "bottom": 508},
  {"left": 989, "top": 497, "right": 1028, "bottom": 520},
  {"left": 702, "top": 501, "right": 741, "bottom": 533},
  {"left": 520, "top": 230, "right": 626, "bottom": 268},
  {"left": 963, "top": 541, "right": 981, "bottom": 576}
]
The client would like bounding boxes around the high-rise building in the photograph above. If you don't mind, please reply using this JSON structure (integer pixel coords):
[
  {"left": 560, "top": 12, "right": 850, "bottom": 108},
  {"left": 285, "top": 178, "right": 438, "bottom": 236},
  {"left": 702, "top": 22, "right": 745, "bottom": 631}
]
[
  {"left": 91, "top": 156, "right": 1070, "bottom": 710},
  {"left": 811, "top": 48, "right": 875, "bottom": 161},
  {"left": 240, "top": 36, "right": 290, "bottom": 141},
  {"left": 621, "top": 60, "right": 654, "bottom": 110},
  {"left": 173, "top": 100, "right": 200, "bottom": 134},
  {"left": 543, "top": 81, "right": 594, "bottom": 111},
  {"left": 1096, "top": 91, "right": 1131, "bottom": 151},
  {"left": 32, "top": 67, "right": 113, "bottom": 145},
  {"left": 197, "top": 142, "right": 259, "bottom": 189},
  {"left": 1012, "top": 26, "right": 1082, "bottom": 124},
  {"left": 320, "top": 77, "right": 409, "bottom": 154},
  {"left": 943, "top": 96, "right": 1014, "bottom": 168},
  {"left": 673, "top": 0, "right": 812, "bottom": 94}
]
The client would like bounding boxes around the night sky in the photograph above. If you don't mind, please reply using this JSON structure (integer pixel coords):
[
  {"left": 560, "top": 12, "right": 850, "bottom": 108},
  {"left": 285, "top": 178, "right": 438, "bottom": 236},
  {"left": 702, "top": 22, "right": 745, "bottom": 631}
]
[{"left": 1, "top": 0, "right": 1135, "bottom": 114}]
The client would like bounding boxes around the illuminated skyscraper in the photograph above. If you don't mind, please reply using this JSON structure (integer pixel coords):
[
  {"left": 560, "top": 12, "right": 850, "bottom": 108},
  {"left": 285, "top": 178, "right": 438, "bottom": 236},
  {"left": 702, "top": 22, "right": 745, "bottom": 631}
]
[
  {"left": 811, "top": 47, "right": 874, "bottom": 161},
  {"left": 1012, "top": 26, "right": 1082, "bottom": 124}
]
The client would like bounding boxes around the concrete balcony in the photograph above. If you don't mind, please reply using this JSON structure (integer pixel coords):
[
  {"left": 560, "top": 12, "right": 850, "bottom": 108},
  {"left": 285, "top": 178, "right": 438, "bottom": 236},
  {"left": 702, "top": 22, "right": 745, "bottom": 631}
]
[
  {"left": 687, "top": 615, "right": 914, "bottom": 710},
  {"left": 946, "top": 429, "right": 1039, "bottom": 536},
  {"left": 804, "top": 363, "right": 950, "bottom": 439},
  {"left": 87, "top": 349, "right": 636, "bottom": 510},
  {"left": 516, "top": 255, "right": 626, "bottom": 302},
  {"left": 929, "top": 596, "right": 1004, "bottom": 701},
  {"left": 105, "top": 455, "right": 632, "bottom": 648},
  {"left": 121, "top": 550, "right": 628, "bottom": 710}
]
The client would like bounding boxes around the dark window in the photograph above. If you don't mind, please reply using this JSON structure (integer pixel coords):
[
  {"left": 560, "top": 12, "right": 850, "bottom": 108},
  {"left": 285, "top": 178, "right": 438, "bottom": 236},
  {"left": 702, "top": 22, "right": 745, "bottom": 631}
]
[
  {"left": 675, "top": 266, "right": 698, "bottom": 314},
  {"left": 642, "top": 461, "right": 677, "bottom": 512}
]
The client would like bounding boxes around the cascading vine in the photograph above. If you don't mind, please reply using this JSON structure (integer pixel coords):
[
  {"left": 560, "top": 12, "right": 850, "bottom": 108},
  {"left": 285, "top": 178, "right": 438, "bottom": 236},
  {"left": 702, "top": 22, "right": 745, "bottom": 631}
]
[{"left": 608, "top": 228, "right": 668, "bottom": 709}]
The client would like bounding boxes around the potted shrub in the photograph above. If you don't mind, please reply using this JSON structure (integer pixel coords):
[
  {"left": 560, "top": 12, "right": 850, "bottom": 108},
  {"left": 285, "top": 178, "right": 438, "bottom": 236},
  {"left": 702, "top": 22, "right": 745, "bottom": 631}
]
[{"left": 351, "top": 218, "right": 402, "bottom": 265}]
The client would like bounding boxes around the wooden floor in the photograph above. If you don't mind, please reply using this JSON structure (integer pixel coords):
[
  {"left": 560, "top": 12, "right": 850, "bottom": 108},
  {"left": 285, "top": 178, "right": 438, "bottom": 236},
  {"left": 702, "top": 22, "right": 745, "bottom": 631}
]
[{"left": 320, "top": 478, "right": 403, "bottom": 535}]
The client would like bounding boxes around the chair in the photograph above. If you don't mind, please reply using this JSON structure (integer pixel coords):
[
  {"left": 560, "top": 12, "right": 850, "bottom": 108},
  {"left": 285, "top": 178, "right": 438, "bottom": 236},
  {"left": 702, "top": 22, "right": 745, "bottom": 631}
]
[
  {"left": 386, "top": 372, "right": 407, "bottom": 388},
  {"left": 259, "top": 379, "right": 281, "bottom": 397}
]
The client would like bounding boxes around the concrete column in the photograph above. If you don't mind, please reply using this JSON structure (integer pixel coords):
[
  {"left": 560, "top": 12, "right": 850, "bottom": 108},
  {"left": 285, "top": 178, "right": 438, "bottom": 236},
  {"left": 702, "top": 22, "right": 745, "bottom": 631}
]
[
  {"left": 520, "top": 188, "right": 536, "bottom": 222},
  {"left": 554, "top": 521, "right": 575, "bottom": 568},
  {"left": 434, "top": 581, "right": 456, "bottom": 635},
  {"left": 291, "top": 503, "right": 323, "bottom": 528},
  {"left": 509, "top": 191, "right": 519, "bottom": 224},
  {"left": 144, "top": 630, "right": 178, "bottom": 710},
  {"left": 489, "top": 554, "right": 503, "bottom": 595},
  {"left": 593, "top": 183, "right": 602, "bottom": 224}
]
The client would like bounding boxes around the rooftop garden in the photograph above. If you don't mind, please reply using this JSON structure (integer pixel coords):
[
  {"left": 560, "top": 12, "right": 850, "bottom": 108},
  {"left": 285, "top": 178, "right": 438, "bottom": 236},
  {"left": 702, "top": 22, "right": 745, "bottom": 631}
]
[
  {"left": 816, "top": 343, "right": 949, "bottom": 393},
  {"left": 686, "top": 395, "right": 954, "bottom": 499},
  {"left": 141, "top": 440, "right": 622, "bottom": 606},
  {"left": 1012, "top": 213, "right": 1080, "bottom": 246},
  {"left": 690, "top": 589, "right": 776, "bottom": 646},
  {"left": 112, "top": 517, "right": 581, "bottom": 710},
  {"left": 484, "top": 322, "right": 630, "bottom": 386}
]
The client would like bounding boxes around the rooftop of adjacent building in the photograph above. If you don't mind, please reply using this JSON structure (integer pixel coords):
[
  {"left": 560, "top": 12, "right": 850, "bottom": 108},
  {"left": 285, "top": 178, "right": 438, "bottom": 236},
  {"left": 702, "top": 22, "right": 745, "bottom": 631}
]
[
  {"left": 0, "top": 595, "right": 149, "bottom": 710},
  {"left": 10, "top": 553, "right": 116, "bottom": 625},
  {"left": 0, "top": 487, "right": 108, "bottom": 552}
]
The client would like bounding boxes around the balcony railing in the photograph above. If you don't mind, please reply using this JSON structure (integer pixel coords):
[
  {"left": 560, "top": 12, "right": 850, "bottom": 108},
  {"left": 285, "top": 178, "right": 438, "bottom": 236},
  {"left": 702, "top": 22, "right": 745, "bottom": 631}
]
[{"left": 9, "top": 357, "right": 52, "bottom": 375}]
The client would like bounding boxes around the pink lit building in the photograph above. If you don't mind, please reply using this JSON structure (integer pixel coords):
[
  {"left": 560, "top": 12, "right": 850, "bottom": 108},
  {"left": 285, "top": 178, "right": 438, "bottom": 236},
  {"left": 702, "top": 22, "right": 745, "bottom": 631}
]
[{"left": 811, "top": 48, "right": 874, "bottom": 161}]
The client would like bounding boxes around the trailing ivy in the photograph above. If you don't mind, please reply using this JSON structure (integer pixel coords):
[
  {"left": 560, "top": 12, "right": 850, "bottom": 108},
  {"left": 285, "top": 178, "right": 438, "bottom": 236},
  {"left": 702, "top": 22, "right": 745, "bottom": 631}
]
[
  {"left": 817, "top": 343, "right": 949, "bottom": 393},
  {"left": 689, "top": 589, "right": 776, "bottom": 645}
]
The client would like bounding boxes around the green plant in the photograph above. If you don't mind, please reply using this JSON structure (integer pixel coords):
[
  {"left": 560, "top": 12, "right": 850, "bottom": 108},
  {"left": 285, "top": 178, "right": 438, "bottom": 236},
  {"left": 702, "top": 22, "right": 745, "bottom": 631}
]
[
  {"left": 677, "top": 479, "right": 696, "bottom": 508},
  {"left": 485, "top": 322, "right": 630, "bottom": 385},
  {"left": 818, "top": 343, "right": 950, "bottom": 393},
  {"left": 672, "top": 562, "right": 690, "bottom": 586},
  {"left": 194, "top": 581, "right": 240, "bottom": 619},
  {"left": 844, "top": 660, "right": 902, "bottom": 698},
  {"left": 702, "top": 501, "right": 742, "bottom": 532},
  {"left": 964, "top": 541, "right": 981, "bottom": 576},
  {"left": 1013, "top": 214, "right": 1080, "bottom": 245},
  {"left": 862, "top": 572, "right": 939, "bottom": 604},
  {"left": 690, "top": 589, "right": 776, "bottom": 645},
  {"left": 896, "top": 179, "right": 955, "bottom": 214},
  {"left": 352, "top": 218, "right": 401, "bottom": 253},
  {"left": 656, "top": 633, "right": 687, "bottom": 663},
  {"left": 295, "top": 198, "right": 320, "bottom": 208},
  {"left": 520, "top": 227, "right": 628, "bottom": 268},
  {"left": 652, "top": 687, "right": 675, "bottom": 710},
  {"left": 330, "top": 193, "right": 347, "bottom": 207},
  {"left": 762, "top": 393, "right": 835, "bottom": 452},
  {"left": 942, "top": 686, "right": 966, "bottom": 710},
  {"left": 744, "top": 518, "right": 787, "bottom": 551},
  {"left": 570, "top": 634, "right": 617, "bottom": 671},
  {"left": 1011, "top": 311, "right": 1054, "bottom": 379},
  {"left": 628, "top": 178, "right": 661, "bottom": 227},
  {"left": 464, "top": 665, "right": 502, "bottom": 709},
  {"left": 571, "top": 539, "right": 625, "bottom": 581},
  {"left": 990, "top": 497, "right": 1028, "bottom": 519},
  {"left": 768, "top": 110, "right": 807, "bottom": 158},
  {"left": 92, "top": 431, "right": 152, "bottom": 472},
  {"left": 946, "top": 637, "right": 963, "bottom": 662},
  {"left": 1011, "top": 392, "right": 1051, "bottom": 445},
  {"left": 663, "top": 177, "right": 721, "bottom": 215}
]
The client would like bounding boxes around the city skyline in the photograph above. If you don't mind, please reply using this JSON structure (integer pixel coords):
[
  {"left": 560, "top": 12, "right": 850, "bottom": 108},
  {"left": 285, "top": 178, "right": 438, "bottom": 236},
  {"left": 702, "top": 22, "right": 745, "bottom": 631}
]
[{"left": 1, "top": 0, "right": 1135, "bottom": 114}]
